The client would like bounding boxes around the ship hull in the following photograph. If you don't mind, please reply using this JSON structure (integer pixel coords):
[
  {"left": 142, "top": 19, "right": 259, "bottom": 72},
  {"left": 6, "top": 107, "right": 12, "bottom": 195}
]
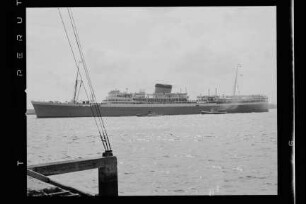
[{"left": 32, "top": 101, "right": 269, "bottom": 118}]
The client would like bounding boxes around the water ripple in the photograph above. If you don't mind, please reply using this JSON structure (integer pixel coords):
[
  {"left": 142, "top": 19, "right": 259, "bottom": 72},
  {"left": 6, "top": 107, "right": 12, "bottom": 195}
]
[{"left": 27, "top": 110, "right": 277, "bottom": 195}]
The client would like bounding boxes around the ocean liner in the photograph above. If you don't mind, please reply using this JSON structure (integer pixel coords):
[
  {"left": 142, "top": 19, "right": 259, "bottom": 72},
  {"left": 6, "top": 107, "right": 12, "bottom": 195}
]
[{"left": 32, "top": 83, "right": 269, "bottom": 118}]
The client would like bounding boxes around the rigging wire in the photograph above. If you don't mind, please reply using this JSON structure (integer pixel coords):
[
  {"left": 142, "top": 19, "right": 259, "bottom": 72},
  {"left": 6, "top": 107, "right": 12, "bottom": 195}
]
[
  {"left": 57, "top": 8, "right": 111, "bottom": 151},
  {"left": 66, "top": 9, "right": 110, "bottom": 150},
  {"left": 67, "top": 8, "right": 111, "bottom": 150},
  {"left": 68, "top": 9, "right": 111, "bottom": 151},
  {"left": 64, "top": 8, "right": 110, "bottom": 150},
  {"left": 58, "top": 8, "right": 107, "bottom": 151}
]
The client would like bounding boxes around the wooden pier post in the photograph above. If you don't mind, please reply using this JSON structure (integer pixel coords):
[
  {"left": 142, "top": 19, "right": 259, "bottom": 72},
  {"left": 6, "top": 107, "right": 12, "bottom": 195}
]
[{"left": 98, "top": 156, "right": 118, "bottom": 196}]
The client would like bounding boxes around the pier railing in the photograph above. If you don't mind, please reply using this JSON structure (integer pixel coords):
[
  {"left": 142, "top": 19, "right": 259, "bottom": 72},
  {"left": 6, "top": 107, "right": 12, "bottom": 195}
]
[{"left": 27, "top": 155, "right": 118, "bottom": 196}]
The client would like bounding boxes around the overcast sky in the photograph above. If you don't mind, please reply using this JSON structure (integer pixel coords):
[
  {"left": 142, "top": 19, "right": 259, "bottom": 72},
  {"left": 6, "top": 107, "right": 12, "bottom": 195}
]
[{"left": 27, "top": 7, "right": 276, "bottom": 109}]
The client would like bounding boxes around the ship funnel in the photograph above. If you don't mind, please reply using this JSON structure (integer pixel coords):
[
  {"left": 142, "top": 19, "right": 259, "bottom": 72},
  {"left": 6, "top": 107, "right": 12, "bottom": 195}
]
[{"left": 154, "top": 84, "right": 172, "bottom": 94}]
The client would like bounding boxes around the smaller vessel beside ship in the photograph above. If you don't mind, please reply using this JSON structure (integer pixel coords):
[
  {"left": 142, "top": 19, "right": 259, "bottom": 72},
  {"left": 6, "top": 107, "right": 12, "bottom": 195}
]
[
  {"left": 136, "top": 111, "right": 163, "bottom": 117},
  {"left": 200, "top": 110, "right": 227, "bottom": 114}
]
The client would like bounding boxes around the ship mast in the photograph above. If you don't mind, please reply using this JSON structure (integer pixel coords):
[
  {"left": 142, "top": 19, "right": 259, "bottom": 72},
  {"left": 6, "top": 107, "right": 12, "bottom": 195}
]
[
  {"left": 72, "top": 70, "right": 79, "bottom": 103},
  {"left": 72, "top": 67, "right": 83, "bottom": 103},
  {"left": 232, "top": 64, "right": 241, "bottom": 96}
]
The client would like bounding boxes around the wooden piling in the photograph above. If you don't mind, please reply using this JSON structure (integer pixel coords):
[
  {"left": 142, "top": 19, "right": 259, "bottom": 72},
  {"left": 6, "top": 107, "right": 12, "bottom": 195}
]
[{"left": 98, "top": 156, "right": 118, "bottom": 196}]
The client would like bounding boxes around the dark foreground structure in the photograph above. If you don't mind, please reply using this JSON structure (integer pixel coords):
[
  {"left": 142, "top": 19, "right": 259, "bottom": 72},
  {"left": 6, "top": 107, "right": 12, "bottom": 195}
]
[{"left": 27, "top": 155, "right": 118, "bottom": 197}]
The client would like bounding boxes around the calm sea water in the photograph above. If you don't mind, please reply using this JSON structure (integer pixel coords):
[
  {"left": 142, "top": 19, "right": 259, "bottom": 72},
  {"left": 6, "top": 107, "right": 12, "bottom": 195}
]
[{"left": 27, "top": 109, "right": 277, "bottom": 195}]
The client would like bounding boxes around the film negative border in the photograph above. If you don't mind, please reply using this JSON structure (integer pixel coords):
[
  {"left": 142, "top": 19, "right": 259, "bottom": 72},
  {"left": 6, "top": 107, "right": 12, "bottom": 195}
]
[
  {"left": 7, "top": 0, "right": 294, "bottom": 202},
  {"left": 12, "top": 0, "right": 26, "bottom": 197}
]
